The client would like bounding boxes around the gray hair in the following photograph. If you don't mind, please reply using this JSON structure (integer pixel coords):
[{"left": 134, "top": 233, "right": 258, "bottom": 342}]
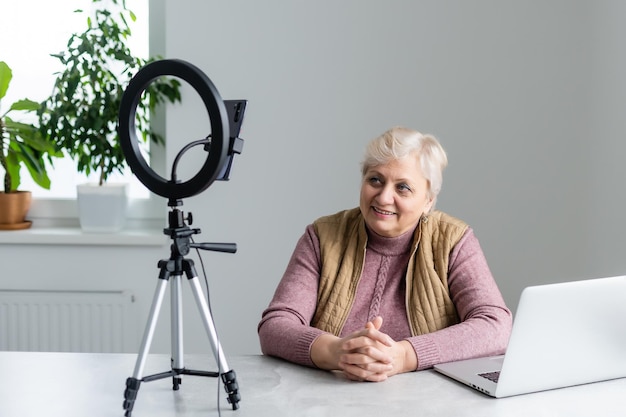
[{"left": 361, "top": 126, "right": 448, "bottom": 207}]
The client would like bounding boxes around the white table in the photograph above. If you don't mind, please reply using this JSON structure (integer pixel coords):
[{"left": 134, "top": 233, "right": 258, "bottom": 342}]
[{"left": 0, "top": 352, "right": 624, "bottom": 417}]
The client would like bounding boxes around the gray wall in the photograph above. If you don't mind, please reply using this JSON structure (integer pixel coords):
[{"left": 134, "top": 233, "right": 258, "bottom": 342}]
[
  {"left": 2, "top": 1, "right": 626, "bottom": 357},
  {"left": 162, "top": 0, "right": 626, "bottom": 354}
]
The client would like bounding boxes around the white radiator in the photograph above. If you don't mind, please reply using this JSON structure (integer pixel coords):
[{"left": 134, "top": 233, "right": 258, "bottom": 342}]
[{"left": 0, "top": 290, "right": 138, "bottom": 353}]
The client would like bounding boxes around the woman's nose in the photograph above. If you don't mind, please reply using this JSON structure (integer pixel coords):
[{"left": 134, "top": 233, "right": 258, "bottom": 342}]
[{"left": 376, "top": 185, "right": 394, "bottom": 204}]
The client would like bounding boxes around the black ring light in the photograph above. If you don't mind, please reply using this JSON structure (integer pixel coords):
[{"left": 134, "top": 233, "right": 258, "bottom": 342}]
[{"left": 118, "top": 59, "right": 229, "bottom": 200}]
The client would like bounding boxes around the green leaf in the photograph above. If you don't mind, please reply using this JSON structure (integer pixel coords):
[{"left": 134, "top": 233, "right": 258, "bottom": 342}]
[
  {"left": 0, "top": 61, "right": 12, "bottom": 99},
  {"left": 9, "top": 99, "right": 40, "bottom": 112},
  {"left": 5, "top": 152, "right": 22, "bottom": 191}
]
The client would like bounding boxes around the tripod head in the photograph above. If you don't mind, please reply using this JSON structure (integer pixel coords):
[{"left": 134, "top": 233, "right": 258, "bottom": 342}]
[{"left": 164, "top": 203, "right": 237, "bottom": 259}]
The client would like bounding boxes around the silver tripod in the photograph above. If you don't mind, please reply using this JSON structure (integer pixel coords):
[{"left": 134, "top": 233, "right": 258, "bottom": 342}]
[{"left": 123, "top": 206, "right": 241, "bottom": 416}]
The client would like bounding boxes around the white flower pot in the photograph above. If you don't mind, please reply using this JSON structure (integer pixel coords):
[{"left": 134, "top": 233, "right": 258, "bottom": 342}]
[{"left": 77, "top": 183, "right": 129, "bottom": 233}]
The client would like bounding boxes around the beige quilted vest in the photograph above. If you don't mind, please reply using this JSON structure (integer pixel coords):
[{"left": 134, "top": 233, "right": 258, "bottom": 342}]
[{"left": 311, "top": 208, "right": 467, "bottom": 336}]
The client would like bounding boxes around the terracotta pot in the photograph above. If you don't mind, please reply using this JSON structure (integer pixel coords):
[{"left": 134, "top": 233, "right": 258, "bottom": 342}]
[{"left": 0, "top": 191, "right": 33, "bottom": 230}]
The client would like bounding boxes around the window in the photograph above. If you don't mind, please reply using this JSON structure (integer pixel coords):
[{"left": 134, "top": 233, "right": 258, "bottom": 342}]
[{"left": 1, "top": 0, "right": 151, "bottom": 202}]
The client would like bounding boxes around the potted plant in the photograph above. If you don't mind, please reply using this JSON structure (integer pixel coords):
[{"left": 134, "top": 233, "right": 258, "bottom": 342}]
[
  {"left": 0, "top": 61, "right": 61, "bottom": 230},
  {"left": 38, "top": 0, "right": 181, "bottom": 232}
]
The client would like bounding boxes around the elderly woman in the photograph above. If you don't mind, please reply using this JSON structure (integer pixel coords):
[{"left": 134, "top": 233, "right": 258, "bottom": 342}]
[{"left": 258, "top": 127, "right": 512, "bottom": 382}]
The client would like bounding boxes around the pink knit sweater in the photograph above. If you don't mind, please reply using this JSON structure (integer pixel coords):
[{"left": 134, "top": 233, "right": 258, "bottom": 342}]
[{"left": 258, "top": 222, "right": 512, "bottom": 370}]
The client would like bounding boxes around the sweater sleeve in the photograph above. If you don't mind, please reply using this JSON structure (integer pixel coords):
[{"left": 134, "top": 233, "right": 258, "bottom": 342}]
[
  {"left": 407, "top": 228, "right": 513, "bottom": 370},
  {"left": 257, "top": 225, "right": 326, "bottom": 367}
]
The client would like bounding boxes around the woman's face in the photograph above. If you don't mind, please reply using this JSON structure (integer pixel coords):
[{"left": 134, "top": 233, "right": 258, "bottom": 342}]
[{"left": 359, "top": 154, "right": 433, "bottom": 238}]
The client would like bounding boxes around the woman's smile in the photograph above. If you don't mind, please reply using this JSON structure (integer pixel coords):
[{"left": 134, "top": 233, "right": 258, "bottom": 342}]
[{"left": 372, "top": 206, "right": 396, "bottom": 216}]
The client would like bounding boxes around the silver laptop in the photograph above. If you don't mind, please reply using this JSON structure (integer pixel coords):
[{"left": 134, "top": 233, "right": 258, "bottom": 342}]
[{"left": 433, "top": 275, "right": 626, "bottom": 398}]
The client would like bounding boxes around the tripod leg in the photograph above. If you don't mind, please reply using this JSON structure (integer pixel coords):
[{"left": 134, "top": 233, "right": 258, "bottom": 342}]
[
  {"left": 187, "top": 276, "right": 241, "bottom": 409},
  {"left": 123, "top": 277, "right": 169, "bottom": 417},
  {"left": 171, "top": 274, "right": 184, "bottom": 390}
]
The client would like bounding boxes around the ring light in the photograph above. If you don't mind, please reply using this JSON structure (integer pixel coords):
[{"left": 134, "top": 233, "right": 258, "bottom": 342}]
[{"left": 118, "top": 59, "right": 229, "bottom": 200}]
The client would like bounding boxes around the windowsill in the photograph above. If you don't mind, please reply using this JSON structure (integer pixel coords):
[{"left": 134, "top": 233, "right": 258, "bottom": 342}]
[
  {"left": 0, "top": 225, "right": 168, "bottom": 246},
  {"left": 0, "top": 196, "right": 169, "bottom": 247}
]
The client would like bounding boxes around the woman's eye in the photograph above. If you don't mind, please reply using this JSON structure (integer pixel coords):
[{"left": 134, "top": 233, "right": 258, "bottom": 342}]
[
  {"left": 368, "top": 176, "right": 382, "bottom": 185},
  {"left": 398, "top": 183, "right": 411, "bottom": 192}
]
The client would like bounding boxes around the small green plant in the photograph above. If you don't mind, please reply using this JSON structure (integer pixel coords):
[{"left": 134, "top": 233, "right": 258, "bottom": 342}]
[
  {"left": 39, "top": 0, "right": 181, "bottom": 186},
  {"left": 0, "top": 61, "right": 60, "bottom": 194}
]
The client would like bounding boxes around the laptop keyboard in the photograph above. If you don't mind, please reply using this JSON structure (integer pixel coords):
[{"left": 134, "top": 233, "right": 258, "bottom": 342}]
[{"left": 478, "top": 371, "right": 500, "bottom": 383}]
